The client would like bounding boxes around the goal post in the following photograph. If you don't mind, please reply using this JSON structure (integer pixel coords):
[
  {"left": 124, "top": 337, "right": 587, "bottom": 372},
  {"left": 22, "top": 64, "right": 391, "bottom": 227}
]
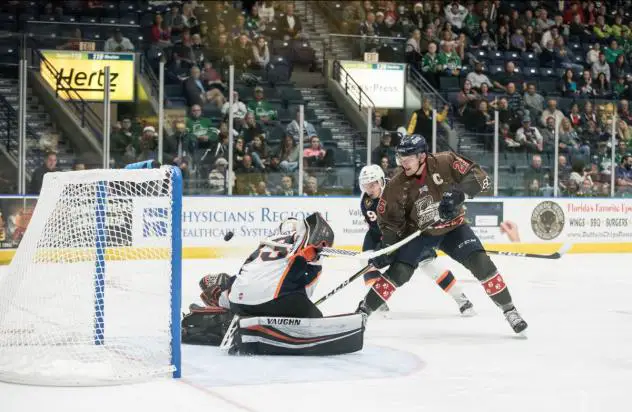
[{"left": 0, "top": 166, "right": 182, "bottom": 386}]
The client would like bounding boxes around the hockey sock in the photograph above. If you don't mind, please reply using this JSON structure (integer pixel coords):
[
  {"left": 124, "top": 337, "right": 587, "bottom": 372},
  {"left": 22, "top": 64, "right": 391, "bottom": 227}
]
[
  {"left": 362, "top": 275, "right": 397, "bottom": 314},
  {"left": 481, "top": 272, "right": 514, "bottom": 312},
  {"left": 435, "top": 270, "right": 467, "bottom": 302}
]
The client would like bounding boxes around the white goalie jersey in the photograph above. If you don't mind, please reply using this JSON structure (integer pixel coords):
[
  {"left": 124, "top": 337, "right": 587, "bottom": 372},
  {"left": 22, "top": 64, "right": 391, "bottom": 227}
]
[{"left": 228, "top": 235, "right": 322, "bottom": 306}]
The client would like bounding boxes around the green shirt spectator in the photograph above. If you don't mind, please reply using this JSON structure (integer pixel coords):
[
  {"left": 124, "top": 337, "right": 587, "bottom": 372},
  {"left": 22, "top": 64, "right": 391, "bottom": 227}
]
[
  {"left": 421, "top": 45, "right": 441, "bottom": 73},
  {"left": 247, "top": 86, "right": 278, "bottom": 122},
  {"left": 604, "top": 43, "right": 624, "bottom": 64},
  {"left": 186, "top": 104, "right": 218, "bottom": 152},
  {"left": 438, "top": 45, "right": 462, "bottom": 75}
]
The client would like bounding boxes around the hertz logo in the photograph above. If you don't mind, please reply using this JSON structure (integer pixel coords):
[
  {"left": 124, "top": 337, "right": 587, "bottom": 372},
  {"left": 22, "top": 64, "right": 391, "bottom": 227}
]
[{"left": 40, "top": 50, "right": 135, "bottom": 102}]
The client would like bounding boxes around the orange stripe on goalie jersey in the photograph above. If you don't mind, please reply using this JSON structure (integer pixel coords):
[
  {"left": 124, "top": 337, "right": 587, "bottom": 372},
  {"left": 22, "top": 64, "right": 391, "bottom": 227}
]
[{"left": 483, "top": 273, "right": 507, "bottom": 296}]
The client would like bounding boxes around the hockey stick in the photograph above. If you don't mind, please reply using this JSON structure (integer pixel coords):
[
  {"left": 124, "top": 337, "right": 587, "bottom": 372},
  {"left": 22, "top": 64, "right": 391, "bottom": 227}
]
[
  {"left": 260, "top": 226, "right": 427, "bottom": 260},
  {"left": 485, "top": 243, "right": 571, "bottom": 259}
]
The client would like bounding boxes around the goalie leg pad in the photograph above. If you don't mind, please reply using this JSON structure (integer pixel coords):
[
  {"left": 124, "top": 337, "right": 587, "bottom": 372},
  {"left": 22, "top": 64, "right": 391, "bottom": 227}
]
[{"left": 233, "top": 314, "right": 364, "bottom": 356}]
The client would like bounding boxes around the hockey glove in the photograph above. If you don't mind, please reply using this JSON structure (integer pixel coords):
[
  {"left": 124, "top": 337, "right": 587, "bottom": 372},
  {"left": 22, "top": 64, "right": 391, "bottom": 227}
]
[
  {"left": 369, "top": 252, "right": 394, "bottom": 269},
  {"left": 438, "top": 188, "right": 465, "bottom": 221}
]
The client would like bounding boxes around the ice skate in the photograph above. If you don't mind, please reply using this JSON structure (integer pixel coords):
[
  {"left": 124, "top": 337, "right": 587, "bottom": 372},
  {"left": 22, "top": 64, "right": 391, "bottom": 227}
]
[
  {"left": 504, "top": 307, "right": 528, "bottom": 334},
  {"left": 458, "top": 299, "right": 476, "bottom": 317},
  {"left": 356, "top": 301, "right": 371, "bottom": 326}
]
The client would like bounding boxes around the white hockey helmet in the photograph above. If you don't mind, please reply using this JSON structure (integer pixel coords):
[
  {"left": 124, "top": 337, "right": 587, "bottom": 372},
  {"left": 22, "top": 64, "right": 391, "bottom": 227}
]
[{"left": 358, "top": 164, "right": 386, "bottom": 193}]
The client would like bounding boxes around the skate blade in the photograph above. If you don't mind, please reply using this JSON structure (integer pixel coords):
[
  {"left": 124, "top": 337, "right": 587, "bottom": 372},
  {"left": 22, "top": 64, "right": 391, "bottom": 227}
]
[{"left": 460, "top": 307, "right": 477, "bottom": 317}]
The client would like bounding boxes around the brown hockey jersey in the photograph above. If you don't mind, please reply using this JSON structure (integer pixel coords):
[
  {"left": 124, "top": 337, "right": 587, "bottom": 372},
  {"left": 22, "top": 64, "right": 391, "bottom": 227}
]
[{"left": 376, "top": 151, "right": 491, "bottom": 242}]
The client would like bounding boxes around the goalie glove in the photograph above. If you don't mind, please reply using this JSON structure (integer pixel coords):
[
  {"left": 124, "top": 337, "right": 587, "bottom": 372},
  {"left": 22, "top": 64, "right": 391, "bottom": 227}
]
[{"left": 199, "top": 273, "right": 230, "bottom": 307}]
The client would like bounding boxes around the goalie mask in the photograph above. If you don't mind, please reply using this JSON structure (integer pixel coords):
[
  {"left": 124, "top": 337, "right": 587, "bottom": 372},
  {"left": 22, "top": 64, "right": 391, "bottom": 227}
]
[{"left": 291, "top": 212, "right": 334, "bottom": 254}]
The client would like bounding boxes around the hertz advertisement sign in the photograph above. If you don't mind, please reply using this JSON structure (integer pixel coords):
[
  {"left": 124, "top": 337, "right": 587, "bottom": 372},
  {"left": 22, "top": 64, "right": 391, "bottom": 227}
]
[{"left": 40, "top": 50, "right": 135, "bottom": 102}]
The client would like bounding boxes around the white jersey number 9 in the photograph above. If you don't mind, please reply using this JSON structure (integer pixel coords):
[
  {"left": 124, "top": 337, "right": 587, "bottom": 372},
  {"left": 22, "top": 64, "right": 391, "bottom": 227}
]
[{"left": 366, "top": 210, "right": 378, "bottom": 222}]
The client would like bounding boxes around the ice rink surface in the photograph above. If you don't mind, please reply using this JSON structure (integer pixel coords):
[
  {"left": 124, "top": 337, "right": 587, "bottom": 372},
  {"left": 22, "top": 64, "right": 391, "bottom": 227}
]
[{"left": 2, "top": 253, "right": 632, "bottom": 412}]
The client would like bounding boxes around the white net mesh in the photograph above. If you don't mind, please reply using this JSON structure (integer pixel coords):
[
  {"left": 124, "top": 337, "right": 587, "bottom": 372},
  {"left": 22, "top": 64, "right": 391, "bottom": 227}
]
[{"left": 0, "top": 167, "right": 181, "bottom": 386}]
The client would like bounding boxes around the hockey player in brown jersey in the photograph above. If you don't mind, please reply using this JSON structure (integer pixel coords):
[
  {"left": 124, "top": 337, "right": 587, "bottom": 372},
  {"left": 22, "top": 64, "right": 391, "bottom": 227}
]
[{"left": 357, "top": 134, "right": 528, "bottom": 334}]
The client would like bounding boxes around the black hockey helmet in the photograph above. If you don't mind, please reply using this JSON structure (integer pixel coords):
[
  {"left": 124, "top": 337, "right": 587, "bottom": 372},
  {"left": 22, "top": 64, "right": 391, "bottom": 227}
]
[
  {"left": 294, "top": 212, "right": 334, "bottom": 251},
  {"left": 396, "top": 134, "right": 428, "bottom": 156}
]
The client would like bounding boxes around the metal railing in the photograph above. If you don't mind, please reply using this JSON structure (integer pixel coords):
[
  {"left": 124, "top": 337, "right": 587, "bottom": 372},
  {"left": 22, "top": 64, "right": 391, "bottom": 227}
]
[{"left": 31, "top": 47, "right": 103, "bottom": 141}]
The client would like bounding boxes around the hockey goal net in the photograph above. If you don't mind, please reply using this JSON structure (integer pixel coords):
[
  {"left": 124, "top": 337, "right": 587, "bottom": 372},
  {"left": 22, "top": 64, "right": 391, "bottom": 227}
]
[{"left": 0, "top": 167, "right": 182, "bottom": 386}]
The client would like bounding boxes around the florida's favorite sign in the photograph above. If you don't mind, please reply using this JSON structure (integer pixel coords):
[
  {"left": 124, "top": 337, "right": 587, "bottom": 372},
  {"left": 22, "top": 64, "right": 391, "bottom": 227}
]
[{"left": 40, "top": 50, "right": 135, "bottom": 102}]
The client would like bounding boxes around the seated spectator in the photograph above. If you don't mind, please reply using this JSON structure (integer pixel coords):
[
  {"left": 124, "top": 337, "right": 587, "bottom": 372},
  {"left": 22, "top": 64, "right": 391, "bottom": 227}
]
[
  {"left": 168, "top": 121, "right": 196, "bottom": 164},
  {"left": 620, "top": 100, "right": 632, "bottom": 124},
  {"left": 231, "top": 14, "right": 248, "bottom": 38},
  {"left": 286, "top": 110, "right": 317, "bottom": 140},
  {"left": 278, "top": 135, "right": 300, "bottom": 172},
  {"left": 303, "top": 175, "right": 320, "bottom": 196},
  {"left": 586, "top": 43, "right": 600, "bottom": 66},
  {"left": 567, "top": 160, "right": 593, "bottom": 196},
  {"left": 187, "top": 104, "right": 218, "bottom": 151},
  {"left": 29, "top": 152, "right": 57, "bottom": 195},
  {"left": 615, "top": 154, "right": 632, "bottom": 194},
  {"left": 500, "top": 123, "right": 521, "bottom": 149},
  {"left": 150, "top": 14, "right": 172, "bottom": 48},
  {"left": 478, "top": 82, "right": 492, "bottom": 101},
  {"left": 516, "top": 115, "right": 543, "bottom": 153},
  {"left": 208, "top": 157, "right": 228, "bottom": 194},
  {"left": 437, "top": 42, "right": 461, "bottom": 77},
  {"left": 470, "top": 99, "right": 495, "bottom": 134},
  {"left": 611, "top": 54, "right": 628, "bottom": 80},
  {"left": 613, "top": 76, "right": 629, "bottom": 99},
  {"left": 523, "top": 154, "right": 550, "bottom": 196},
  {"left": 303, "top": 136, "right": 334, "bottom": 171},
  {"left": 247, "top": 86, "right": 278, "bottom": 123},
  {"left": 182, "top": 2, "right": 199, "bottom": 31},
  {"left": 233, "top": 34, "right": 254, "bottom": 70},
  {"left": 221, "top": 91, "right": 248, "bottom": 124},
  {"left": 111, "top": 118, "right": 139, "bottom": 167},
  {"left": 444, "top": 1, "right": 467, "bottom": 31},
  {"left": 165, "top": 4, "right": 186, "bottom": 36},
  {"left": 579, "top": 70, "right": 595, "bottom": 96},
  {"left": 241, "top": 112, "right": 265, "bottom": 144},
  {"left": 604, "top": 40, "right": 624, "bottom": 65},
  {"left": 104, "top": 28, "right": 134, "bottom": 52},
  {"left": 279, "top": 3, "right": 303, "bottom": 40},
  {"left": 465, "top": 61, "right": 492, "bottom": 91},
  {"left": 559, "top": 117, "right": 590, "bottom": 162},
  {"left": 254, "top": 181, "right": 271, "bottom": 196},
  {"left": 200, "top": 61, "right": 226, "bottom": 105},
  {"left": 371, "top": 132, "right": 396, "bottom": 167},
  {"left": 617, "top": 119, "right": 632, "bottom": 145},
  {"left": 540, "top": 99, "right": 566, "bottom": 128},
  {"left": 560, "top": 69, "right": 579, "bottom": 97},
  {"left": 594, "top": 72, "right": 611, "bottom": 98},
  {"left": 457, "top": 79, "right": 479, "bottom": 118},
  {"left": 252, "top": 36, "right": 270, "bottom": 69},
  {"left": 421, "top": 42, "right": 441, "bottom": 88},
  {"left": 419, "top": 25, "right": 439, "bottom": 54},
  {"left": 494, "top": 24, "right": 510, "bottom": 51},
  {"left": 184, "top": 66, "right": 214, "bottom": 107},
  {"left": 137, "top": 126, "right": 158, "bottom": 161},
  {"left": 592, "top": 52, "right": 611, "bottom": 82},
  {"left": 494, "top": 97, "right": 519, "bottom": 131},
  {"left": 276, "top": 175, "right": 296, "bottom": 196},
  {"left": 234, "top": 154, "right": 264, "bottom": 195},
  {"left": 472, "top": 19, "right": 495, "bottom": 50},
  {"left": 569, "top": 103, "right": 582, "bottom": 128},
  {"left": 554, "top": 38, "right": 584, "bottom": 73},
  {"left": 247, "top": 134, "right": 271, "bottom": 170},
  {"left": 523, "top": 83, "right": 545, "bottom": 121},
  {"left": 379, "top": 155, "right": 394, "bottom": 178},
  {"left": 593, "top": 15, "right": 612, "bottom": 41},
  {"left": 405, "top": 29, "right": 422, "bottom": 65},
  {"left": 558, "top": 155, "right": 571, "bottom": 192},
  {"left": 493, "top": 61, "right": 523, "bottom": 92},
  {"left": 510, "top": 27, "right": 527, "bottom": 52},
  {"left": 503, "top": 82, "right": 524, "bottom": 120}
]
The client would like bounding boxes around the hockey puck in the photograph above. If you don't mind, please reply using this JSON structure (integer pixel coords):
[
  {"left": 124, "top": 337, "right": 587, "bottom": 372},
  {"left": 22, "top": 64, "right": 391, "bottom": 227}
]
[{"left": 224, "top": 231, "right": 234, "bottom": 242}]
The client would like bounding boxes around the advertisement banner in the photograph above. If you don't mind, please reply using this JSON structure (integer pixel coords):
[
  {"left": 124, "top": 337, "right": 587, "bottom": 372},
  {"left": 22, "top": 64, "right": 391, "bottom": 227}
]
[
  {"left": 2, "top": 196, "right": 632, "bottom": 263},
  {"left": 339, "top": 61, "right": 406, "bottom": 109},
  {"left": 40, "top": 50, "right": 136, "bottom": 102}
]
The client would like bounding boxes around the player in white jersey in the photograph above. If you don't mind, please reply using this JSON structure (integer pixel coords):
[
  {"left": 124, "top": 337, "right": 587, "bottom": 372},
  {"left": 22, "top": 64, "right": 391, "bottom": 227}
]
[{"left": 358, "top": 164, "right": 475, "bottom": 315}]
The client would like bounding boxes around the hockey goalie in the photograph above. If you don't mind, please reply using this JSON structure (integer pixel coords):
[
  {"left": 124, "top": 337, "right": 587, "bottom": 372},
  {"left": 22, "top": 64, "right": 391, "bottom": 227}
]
[{"left": 181, "top": 212, "right": 365, "bottom": 355}]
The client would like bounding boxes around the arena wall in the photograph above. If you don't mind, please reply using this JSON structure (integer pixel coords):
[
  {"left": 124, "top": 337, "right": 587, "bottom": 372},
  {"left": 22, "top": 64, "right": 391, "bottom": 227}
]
[{"left": 1, "top": 196, "right": 631, "bottom": 264}]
